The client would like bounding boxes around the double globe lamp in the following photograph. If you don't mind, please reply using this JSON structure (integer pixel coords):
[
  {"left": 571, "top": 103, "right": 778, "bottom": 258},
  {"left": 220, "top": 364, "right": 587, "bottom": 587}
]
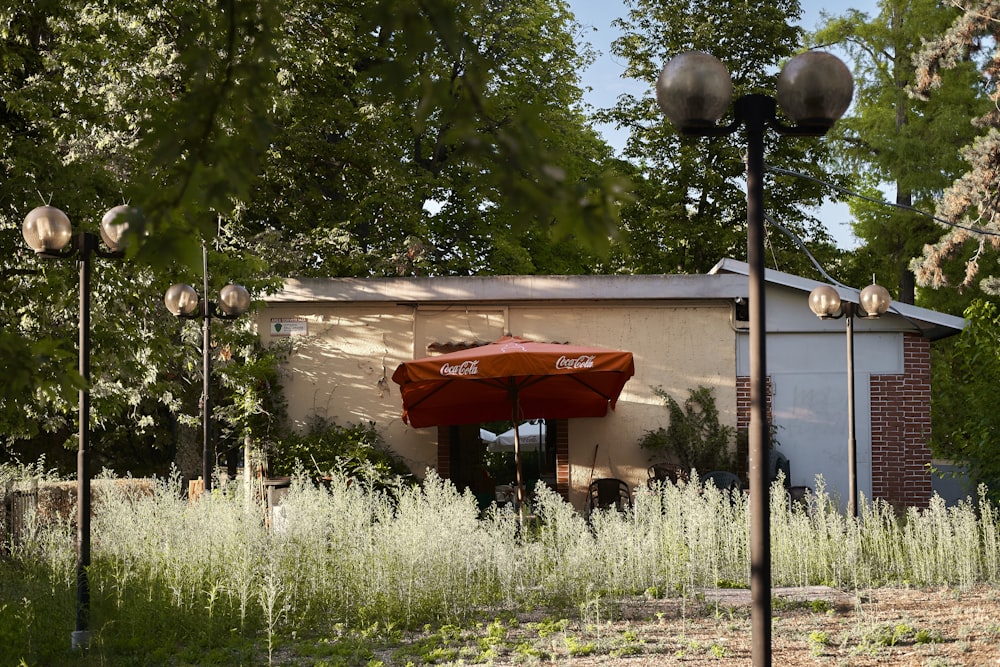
[
  {"left": 656, "top": 50, "right": 853, "bottom": 667},
  {"left": 22, "top": 203, "right": 136, "bottom": 650},
  {"left": 808, "top": 282, "right": 892, "bottom": 519},
  {"left": 164, "top": 267, "right": 251, "bottom": 493}
]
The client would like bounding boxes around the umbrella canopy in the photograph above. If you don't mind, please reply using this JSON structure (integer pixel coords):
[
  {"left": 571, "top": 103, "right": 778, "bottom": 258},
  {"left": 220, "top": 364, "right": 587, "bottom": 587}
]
[
  {"left": 489, "top": 420, "right": 546, "bottom": 452},
  {"left": 391, "top": 335, "right": 635, "bottom": 428},
  {"left": 392, "top": 335, "right": 635, "bottom": 516}
]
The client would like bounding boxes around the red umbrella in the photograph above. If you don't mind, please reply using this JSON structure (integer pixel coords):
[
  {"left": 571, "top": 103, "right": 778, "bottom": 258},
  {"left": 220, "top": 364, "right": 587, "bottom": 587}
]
[{"left": 392, "top": 335, "right": 635, "bottom": 513}]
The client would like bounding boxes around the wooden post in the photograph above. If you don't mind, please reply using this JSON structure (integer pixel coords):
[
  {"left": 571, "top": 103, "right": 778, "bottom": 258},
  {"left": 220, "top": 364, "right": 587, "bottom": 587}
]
[{"left": 188, "top": 477, "right": 205, "bottom": 503}]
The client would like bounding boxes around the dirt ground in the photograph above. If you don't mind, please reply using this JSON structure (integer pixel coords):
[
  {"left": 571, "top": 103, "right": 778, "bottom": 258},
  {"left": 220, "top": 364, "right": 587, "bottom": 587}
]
[
  {"left": 574, "top": 588, "right": 1000, "bottom": 667},
  {"left": 558, "top": 586, "right": 1000, "bottom": 666},
  {"left": 387, "top": 586, "right": 1000, "bottom": 666}
]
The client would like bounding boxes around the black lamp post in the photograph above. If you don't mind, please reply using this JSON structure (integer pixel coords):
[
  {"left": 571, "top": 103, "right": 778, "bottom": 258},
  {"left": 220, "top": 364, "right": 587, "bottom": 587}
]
[
  {"left": 163, "top": 241, "right": 250, "bottom": 492},
  {"left": 656, "top": 50, "right": 853, "bottom": 667},
  {"left": 808, "top": 283, "right": 891, "bottom": 517},
  {"left": 22, "top": 204, "right": 134, "bottom": 650}
]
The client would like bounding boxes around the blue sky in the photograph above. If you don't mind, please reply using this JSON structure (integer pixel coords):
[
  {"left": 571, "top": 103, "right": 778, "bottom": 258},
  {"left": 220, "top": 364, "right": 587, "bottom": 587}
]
[{"left": 565, "top": 0, "right": 881, "bottom": 248}]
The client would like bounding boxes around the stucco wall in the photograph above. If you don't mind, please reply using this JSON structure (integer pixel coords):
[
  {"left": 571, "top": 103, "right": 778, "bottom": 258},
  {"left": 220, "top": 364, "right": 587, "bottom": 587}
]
[
  {"left": 259, "top": 299, "right": 737, "bottom": 509},
  {"left": 258, "top": 302, "right": 436, "bottom": 474}
]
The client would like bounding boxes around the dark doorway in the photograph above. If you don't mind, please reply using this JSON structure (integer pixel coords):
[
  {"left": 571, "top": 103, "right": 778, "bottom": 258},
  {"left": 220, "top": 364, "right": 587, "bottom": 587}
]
[{"left": 448, "top": 420, "right": 559, "bottom": 507}]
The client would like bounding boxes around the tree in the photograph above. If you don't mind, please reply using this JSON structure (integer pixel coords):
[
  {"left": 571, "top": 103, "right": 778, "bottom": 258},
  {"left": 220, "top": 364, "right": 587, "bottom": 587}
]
[
  {"left": 909, "top": 0, "right": 1000, "bottom": 296},
  {"left": 232, "top": 0, "right": 625, "bottom": 278},
  {"left": 0, "top": 0, "right": 630, "bottom": 471},
  {"left": 812, "top": 0, "right": 988, "bottom": 305},
  {"left": 930, "top": 300, "right": 1000, "bottom": 496},
  {"left": 597, "top": 0, "right": 842, "bottom": 277}
]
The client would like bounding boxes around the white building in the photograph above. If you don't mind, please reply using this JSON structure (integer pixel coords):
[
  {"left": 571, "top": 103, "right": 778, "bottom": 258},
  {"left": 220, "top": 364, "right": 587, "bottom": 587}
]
[{"left": 259, "top": 259, "right": 965, "bottom": 511}]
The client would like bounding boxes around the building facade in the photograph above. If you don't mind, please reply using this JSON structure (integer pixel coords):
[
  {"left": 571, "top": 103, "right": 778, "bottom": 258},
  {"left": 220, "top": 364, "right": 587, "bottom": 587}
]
[{"left": 258, "top": 261, "right": 964, "bottom": 511}]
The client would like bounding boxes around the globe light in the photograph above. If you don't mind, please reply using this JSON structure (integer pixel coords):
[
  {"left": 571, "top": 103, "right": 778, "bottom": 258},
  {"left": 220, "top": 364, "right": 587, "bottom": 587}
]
[
  {"left": 23, "top": 206, "right": 73, "bottom": 253},
  {"left": 859, "top": 283, "right": 891, "bottom": 318},
  {"left": 100, "top": 205, "right": 140, "bottom": 252},
  {"left": 776, "top": 51, "right": 854, "bottom": 129},
  {"left": 656, "top": 51, "right": 733, "bottom": 130},
  {"left": 164, "top": 283, "right": 200, "bottom": 317},
  {"left": 808, "top": 284, "right": 843, "bottom": 319},
  {"left": 218, "top": 284, "right": 251, "bottom": 317}
]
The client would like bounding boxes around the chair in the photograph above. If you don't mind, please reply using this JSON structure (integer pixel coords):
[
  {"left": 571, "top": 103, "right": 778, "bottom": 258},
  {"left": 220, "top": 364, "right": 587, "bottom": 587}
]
[
  {"left": 769, "top": 449, "right": 791, "bottom": 489},
  {"left": 588, "top": 478, "right": 632, "bottom": 513},
  {"left": 646, "top": 463, "right": 687, "bottom": 489},
  {"left": 699, "top": 471, "right": 743, "bottom": 493}
]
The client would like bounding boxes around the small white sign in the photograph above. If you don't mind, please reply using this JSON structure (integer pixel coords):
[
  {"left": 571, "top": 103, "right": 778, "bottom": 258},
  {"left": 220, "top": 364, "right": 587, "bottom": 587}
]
[{"left": 270, "top": 318, "right": 308, "bottom": 336}]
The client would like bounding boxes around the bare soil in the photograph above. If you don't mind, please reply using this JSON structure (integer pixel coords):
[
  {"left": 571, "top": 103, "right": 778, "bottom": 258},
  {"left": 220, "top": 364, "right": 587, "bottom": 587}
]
[
  {"left": 380, "top": 586, "right": 1000, "bottom": 666},
  {"left": 558, "top": 586, "right": 1000, "bottom": 666}
]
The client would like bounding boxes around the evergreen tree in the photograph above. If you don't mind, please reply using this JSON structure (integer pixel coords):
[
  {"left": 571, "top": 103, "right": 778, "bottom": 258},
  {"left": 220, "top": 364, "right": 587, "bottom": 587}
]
[
  {"left": 813, "top": 0, "right": 987, "bottom": 305},
  {"left": 910, "top": 0, "right": 1000, "bottom": 297}
]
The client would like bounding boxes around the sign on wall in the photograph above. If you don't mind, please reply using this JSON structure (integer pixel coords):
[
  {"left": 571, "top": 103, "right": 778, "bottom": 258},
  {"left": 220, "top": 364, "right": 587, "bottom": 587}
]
[{"left": 270, "top": 318, "right": 308, "bottom": 336}]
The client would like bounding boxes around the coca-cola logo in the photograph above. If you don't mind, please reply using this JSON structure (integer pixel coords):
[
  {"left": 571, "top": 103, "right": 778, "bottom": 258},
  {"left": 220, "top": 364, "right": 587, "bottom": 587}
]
[
  {"left": 441, "top": 360, "right": 480, "bottom": 376},
  {"left": 555, "top": 355, "right": 596, "bottom": 369}
]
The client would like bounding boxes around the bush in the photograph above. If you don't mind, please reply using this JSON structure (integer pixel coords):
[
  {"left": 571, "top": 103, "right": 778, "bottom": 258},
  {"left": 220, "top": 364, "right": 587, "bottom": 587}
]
[
  {"left": 266, "top": 417, "right": 412, "bottom": 489},
  {"left": 637, "top": 386, "right": 736, "bottom": 474}
]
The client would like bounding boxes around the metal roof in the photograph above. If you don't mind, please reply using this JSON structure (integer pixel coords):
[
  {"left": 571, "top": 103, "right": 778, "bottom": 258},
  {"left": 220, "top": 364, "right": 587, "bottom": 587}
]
[
  {"left": 709, "top": 258, "right": 966, "bottom": 340},
  {"left": 263, "top": 260, "right": 965, "bottom": 340}
]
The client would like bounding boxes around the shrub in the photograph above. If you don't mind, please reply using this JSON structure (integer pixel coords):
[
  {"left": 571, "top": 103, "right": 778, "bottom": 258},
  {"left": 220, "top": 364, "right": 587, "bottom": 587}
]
[
  {"left": 637, "top": 386, "right": 736, "bottom": 474},
  {"left": 267, "top": 417, "right": 412, "bottom": 489}
]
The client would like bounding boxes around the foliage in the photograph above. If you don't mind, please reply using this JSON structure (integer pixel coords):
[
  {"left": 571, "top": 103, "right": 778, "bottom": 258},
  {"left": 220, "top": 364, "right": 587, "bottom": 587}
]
[
  {"left": 233, "top": 0, "right": 628, "bottom": 279},
  {"left": 812, "top": 0, "right": 988, "bottom": 305},
  {"left": 266, "top": 417, "right": 412, "bottom": 489},
  {"left": 909, "top": 0, "right": 1000, "bottom": 295},
  {"left": 0, "top": 0, "right": 628, "bottom": 472},
  {"left": 3, "top": 471, "right": 1000, "bottom": 664},
  {"left": 599, "top": 0, "right": 841, "bottom": 276},
  {"left": 637, "top": 386, "right": 736, "bottom": 474},
  {"left": 929, "top": 299, "right": 1000, "bottom": 496}
]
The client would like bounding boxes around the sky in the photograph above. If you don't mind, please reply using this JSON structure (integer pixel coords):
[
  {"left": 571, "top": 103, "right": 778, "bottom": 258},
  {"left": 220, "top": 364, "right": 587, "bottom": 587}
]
[{"left": 565, "top": 0, "right": 881, "bottom": 249}]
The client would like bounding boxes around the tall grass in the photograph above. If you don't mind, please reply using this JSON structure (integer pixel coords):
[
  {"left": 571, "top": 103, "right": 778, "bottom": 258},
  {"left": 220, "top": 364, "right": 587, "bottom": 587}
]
[{"left": 2, "top": 468, "right": 999, "bottom": 664}]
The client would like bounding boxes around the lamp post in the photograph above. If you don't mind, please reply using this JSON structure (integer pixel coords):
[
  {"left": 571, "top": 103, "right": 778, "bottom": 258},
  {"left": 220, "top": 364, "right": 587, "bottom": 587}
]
[
  {"left": 656, "top": 50, "right": 853, "bottom": 667},
  {"left": 164, "top": 241, "right": 250, "bottom": 492},
  {"left": 808, "top": 283, "right": 891, "bottom": 517},
  {"left": 22, "top": 204, "right": 134, "bottom": 650}
]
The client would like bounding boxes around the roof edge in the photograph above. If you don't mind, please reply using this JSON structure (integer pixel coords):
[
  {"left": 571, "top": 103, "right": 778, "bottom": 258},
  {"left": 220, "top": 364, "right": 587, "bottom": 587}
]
[
  {"left": 710, "top": 258, "right": 966, "bottom": 339},
  {"left": 264, "top": 273, "right": 748, "bottom": 304}
]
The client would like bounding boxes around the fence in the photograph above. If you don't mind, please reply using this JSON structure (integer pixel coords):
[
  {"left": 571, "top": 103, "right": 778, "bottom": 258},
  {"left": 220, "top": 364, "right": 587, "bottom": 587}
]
[{"left": 2, "top": 479, "right": 39, "bottom": 554}]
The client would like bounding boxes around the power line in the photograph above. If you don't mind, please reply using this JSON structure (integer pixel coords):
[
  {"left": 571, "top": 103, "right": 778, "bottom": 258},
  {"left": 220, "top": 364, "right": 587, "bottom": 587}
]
[
  {"left": 764, "top": 212, "right": 850, "bottom": 288},
  {"left": 766, "top": 165, "right": 1000, "bottom": 238}
]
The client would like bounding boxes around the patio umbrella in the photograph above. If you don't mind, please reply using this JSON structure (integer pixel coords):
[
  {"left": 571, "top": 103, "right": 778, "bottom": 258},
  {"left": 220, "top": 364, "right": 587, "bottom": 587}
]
[
  {"left": 391, "top": 335, "right": 635, "bottom": 514},
  {"left": 488, "top": 420, "right": 546, "bottom": 452}
]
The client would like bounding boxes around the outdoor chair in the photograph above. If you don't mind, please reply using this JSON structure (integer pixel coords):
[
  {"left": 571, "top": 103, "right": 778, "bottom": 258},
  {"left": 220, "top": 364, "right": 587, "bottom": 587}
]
[
  {"left": 646, "top": 463, "right": 687, "bottom": 489},
  {"left": 769, "top": 449, "right": 791, "bottom": 488},
  {"left": 699, "top": 470, "right": 744, "bottom": 494},
  {"left": 588, "top": 478, "right": 632, "bottom": 513}
]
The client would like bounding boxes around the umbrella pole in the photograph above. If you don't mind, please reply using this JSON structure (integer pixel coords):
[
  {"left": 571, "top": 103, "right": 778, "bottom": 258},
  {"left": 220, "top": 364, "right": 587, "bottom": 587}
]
[
  {"left": 510, "top": 396, "right": 527, "bottom": 527},
  {"left": 513, "top": 428, "right": 527, "bottom": 525}
]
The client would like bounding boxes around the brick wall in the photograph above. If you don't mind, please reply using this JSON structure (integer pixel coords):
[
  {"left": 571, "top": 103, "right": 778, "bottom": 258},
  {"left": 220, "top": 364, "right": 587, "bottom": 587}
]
[
  {"left": 555, "top": 421, "right": 569, "bottom": 499},
  {"left": 437, "top": 426, "right": 451, "bottom": 480},
  {"left": 870, "top": 333, "right": 932, "bottom": 509},
  {"left": 735, "top": 376, "right": 773, "bottom": 485}
]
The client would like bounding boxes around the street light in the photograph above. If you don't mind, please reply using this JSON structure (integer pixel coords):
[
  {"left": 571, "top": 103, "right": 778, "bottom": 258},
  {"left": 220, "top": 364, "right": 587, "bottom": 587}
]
[
  {"left": 808, "top": 283, "right": 891, "bottom": 518},
  {"left": 164, "top": 241, "right": 250, "bottom": 492},
  {"left": 656, "top": 50, "right": 853, "bottom": 667},
  {"left": 22, "top": 203, "right": 135, "bottom": 651}
]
